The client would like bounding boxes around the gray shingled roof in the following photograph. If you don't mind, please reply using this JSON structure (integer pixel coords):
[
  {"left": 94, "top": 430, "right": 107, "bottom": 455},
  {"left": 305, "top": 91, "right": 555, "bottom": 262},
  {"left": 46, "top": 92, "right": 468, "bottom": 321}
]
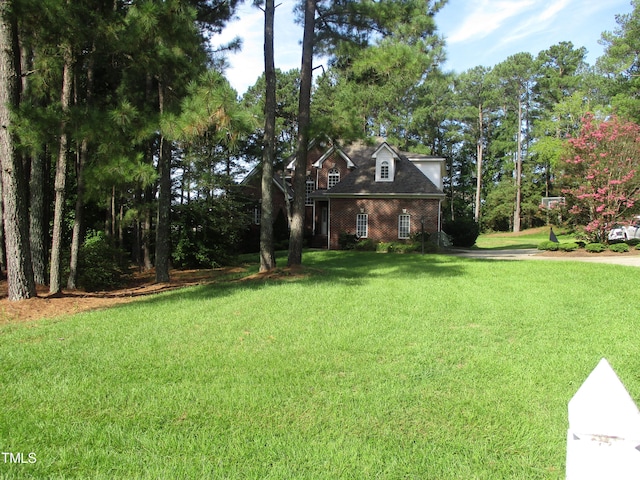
[{"left": 312, "top": 142, "right": 445, "bottom": 198}]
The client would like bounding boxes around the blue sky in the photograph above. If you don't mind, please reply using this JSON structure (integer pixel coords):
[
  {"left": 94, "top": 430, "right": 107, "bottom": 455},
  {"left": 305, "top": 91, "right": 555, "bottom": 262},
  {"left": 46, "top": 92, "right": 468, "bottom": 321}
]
[{"left": 214, "top": 0, "right": 634, "bottom": 95}]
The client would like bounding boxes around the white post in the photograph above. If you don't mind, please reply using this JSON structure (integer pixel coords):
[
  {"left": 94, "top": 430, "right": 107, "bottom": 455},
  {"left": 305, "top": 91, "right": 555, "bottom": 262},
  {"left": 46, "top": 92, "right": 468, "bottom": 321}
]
[{"left": 566, "top": 358, "right": 640, "bottom": 479}]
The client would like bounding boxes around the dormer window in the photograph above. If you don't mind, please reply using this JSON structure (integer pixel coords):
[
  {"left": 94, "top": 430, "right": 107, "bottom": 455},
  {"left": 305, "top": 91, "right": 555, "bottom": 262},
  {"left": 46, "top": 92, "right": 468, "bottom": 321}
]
[
  {"left": 380, "top": 161, "right": 390, "bottom": 180},
  {"left": 374, "top": 143, "right": 397, "bottom": 182}
]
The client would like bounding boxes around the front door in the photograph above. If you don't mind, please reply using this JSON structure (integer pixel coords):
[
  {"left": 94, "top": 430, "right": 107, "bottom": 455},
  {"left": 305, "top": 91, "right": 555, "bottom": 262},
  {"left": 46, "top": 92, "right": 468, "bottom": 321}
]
[{"left": 321, "top": 206, "right": 328, "bottom": 235}]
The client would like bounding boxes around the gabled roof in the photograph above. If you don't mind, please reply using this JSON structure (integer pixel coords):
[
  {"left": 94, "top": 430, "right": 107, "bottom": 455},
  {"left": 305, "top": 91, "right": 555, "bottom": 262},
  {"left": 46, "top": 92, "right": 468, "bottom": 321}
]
[
  {"left": 313, "top": 141, "right": 445, "bottom": 198},
  {"left": 285, "top": 136, "right": 335, "bottom": 171},
  {"left": 371, "top": 142, "right": 399, "bottom": 160},
  {"left": 312, "top": 144, "right": 357, "bottom": 169},
  {"left": 241, "top": 165, "right": 293, "bottom": 199}
]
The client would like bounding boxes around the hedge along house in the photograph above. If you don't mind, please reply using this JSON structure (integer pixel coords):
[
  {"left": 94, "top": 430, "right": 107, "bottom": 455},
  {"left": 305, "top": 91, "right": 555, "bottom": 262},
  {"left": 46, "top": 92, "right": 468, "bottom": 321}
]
[
  {"left": 293, "top": 139, "right": 445, "bottom": 249},
  {"left": 242, "top": 138, "right": 445, "bottom": 250}
]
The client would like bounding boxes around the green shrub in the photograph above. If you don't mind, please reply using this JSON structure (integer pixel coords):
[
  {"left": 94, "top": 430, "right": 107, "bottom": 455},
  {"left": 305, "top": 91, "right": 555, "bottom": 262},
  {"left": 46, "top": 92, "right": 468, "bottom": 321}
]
[
  {"left": 585, "top": 243, "right": 606, "bottom": 253},
  {"left": 78, "top": 231, "right": 129, "bottom": 291},
  {"left": 410, "top": 231, "right": 430, "bottom": 244},
  {"left": 609, "top": 243, "right": 630, "bottom": 253},
  {"left": 390, "top": 241, "right": 419, "bottom": 254},
  {"left": 376, "top": 242, "right": 393, "bottom": 253},
  {"left": 537, "top": 240, "right": 559, "bottom": 251},
  {"left": 421, "top": 241, "right": 439, "bottom": 253},
  {"left": 338, "top": 232, "right": 359, "bottom": 250},
  {"left": 354, "top": 238, "right": 376, "bottom": 251},
  {"left": 172, "top": 198, "right": 247, "bottom": 266},
  {"left": 443, "top": 218, "right": 480, "bottom": 248},
  {"left": 374, "top": 241, "right": 422, "bottom": 254},
  {"left": 626, "top": 238, "right": 640, "bottom": 246},
  {"left": 429, "top": 231, "right": 451, "bottom": 248},
  {"left": 558, "top": 242, "right": 579, "bottom": 252}
]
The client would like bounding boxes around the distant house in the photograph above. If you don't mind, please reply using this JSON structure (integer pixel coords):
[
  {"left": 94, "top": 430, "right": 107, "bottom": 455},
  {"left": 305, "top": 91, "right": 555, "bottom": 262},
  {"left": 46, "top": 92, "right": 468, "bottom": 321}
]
[{"left": 242, "top": 138, "right": 446, "bottom": 250}]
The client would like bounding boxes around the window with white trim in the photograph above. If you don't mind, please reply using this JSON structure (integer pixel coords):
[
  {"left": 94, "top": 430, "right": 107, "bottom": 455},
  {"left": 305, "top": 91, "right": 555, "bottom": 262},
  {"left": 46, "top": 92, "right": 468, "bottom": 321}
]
[
  {"left": 374, "top": 145, "right": 396, "bottom": 182},
  {"left": 380, "top": 160, "right": 390, "bottom": 180},
  {"left": 328, "top": 168, "right": 340, "bottom": 188},
  {"left": 305, "top": 176, "right": 314, "bottom": 206},
  {"left": 356, "top": 213, "right": 368, "bottom": 238},
  {"left": 398, "top": 214, "right": 410, "bottom": 239}
]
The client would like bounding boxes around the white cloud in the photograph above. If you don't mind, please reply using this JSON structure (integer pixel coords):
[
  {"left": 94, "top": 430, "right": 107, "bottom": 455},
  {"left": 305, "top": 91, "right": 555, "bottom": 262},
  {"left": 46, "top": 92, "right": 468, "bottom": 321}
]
[
  {"left": 215, "top": 0, "right": 634, "bottom": 91},
  {"left": 538, "top": 0, "right": 571, "bottom": 22},
  {"left": 446, "top": 0, "right": 536, "bottom": 44},
  {"left": 494, "top": 0, "right": 572, "bottom": 50},
  {"left": 441, "top": 0, "right": 634, "bottom": 72}
]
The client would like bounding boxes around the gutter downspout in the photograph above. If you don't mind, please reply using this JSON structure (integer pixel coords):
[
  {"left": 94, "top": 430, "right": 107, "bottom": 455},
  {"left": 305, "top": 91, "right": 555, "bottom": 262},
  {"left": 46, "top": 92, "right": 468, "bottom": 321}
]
[
  {"left": 438, "top": 199, "right": 442, "bottom": 247},
  {"left": 327, "top": 199, "right": 331, "bottom": 249},
  {"left": 312, "top": 169, "right": 319, "bottom": 236}
]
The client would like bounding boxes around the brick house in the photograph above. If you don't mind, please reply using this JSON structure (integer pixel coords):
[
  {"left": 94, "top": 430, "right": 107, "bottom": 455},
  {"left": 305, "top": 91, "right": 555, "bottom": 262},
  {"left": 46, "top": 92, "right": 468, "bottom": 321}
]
[{"left": 243, "top": 138, "right": 446, "bottom": 250}]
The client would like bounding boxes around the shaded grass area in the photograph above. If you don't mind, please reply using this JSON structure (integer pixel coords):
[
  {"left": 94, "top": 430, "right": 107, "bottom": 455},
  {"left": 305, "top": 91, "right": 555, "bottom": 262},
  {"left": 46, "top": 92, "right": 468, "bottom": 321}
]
[{"left": 2, "top": 251, "right": 639, "bottom": 478}]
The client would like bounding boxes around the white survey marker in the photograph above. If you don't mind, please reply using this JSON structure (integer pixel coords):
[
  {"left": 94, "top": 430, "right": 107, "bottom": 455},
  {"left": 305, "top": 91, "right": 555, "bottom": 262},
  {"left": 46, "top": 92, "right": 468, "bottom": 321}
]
[{"left": 566, "top": 358, "right": 640, "bottom": 479}]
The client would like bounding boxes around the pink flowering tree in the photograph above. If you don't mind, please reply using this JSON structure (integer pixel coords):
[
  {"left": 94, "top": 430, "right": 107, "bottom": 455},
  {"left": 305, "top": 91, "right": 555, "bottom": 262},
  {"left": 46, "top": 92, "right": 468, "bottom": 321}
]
[{"left": 561, "top": 113, "right": 640, "bottom": 242}]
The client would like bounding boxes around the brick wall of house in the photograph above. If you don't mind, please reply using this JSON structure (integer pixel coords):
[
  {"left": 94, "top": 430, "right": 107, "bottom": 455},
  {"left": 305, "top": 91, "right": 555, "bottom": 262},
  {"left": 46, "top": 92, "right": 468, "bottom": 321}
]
[
  {"left": 306, "top": 148, "right": 323, "bottom": 174},
  {"left": 238, "top": 172, "right": 288, "bottom": 251},
  {"left": 328, "top": 198, "right": 441, "bottom": 249},
  {"left": 313, "top": 152, "right": 352, "bottom": 190},
  {"left": 303, "top": 148, "right": 354, "bottom": 235},
  {"left": 242, "top": 172, "right": 289, "bottom": 229}
]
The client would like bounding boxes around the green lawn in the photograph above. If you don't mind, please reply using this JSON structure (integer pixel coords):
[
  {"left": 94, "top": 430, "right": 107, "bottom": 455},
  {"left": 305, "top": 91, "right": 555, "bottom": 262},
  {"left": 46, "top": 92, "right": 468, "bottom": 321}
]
[
  {"left": 2, "top": 251, "right": 639, "bottom": 479},
  {"left": 475, "top": 226, "right": 575, "bottom": 250}
]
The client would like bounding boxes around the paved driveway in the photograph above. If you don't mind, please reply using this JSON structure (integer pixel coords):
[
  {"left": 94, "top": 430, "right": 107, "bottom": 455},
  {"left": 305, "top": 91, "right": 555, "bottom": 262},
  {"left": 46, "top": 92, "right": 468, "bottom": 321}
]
[{"left": 448, "top": 248, "right": 640, "bottom": 267}]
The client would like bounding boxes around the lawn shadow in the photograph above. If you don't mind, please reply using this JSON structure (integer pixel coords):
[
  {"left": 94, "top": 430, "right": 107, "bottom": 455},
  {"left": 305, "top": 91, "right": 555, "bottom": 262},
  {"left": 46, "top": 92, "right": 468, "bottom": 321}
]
[
  {"left": 121, "top": 251, "right": 469, "bottom": 308},
  {"left": 305, "top": 251, "right": 467, "bottom": 281}
]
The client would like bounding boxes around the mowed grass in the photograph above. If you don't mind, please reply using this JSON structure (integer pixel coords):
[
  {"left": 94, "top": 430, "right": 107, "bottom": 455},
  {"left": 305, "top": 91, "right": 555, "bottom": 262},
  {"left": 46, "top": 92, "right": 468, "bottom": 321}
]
[
  {"left": 475, "top": 226, "right": 575, "bottom": 250},
  {"left": 2, "top": 251, "right": 639, "bottom": 479}
]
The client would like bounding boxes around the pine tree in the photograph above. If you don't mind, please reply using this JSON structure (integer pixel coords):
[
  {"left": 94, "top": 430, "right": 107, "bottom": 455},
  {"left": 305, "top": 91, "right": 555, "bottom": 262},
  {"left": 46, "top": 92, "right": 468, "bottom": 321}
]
[
  {"left": 455, "top": 66, "right": 496, "bottom": 224},
  {"left": 259, "top": 0, "right": 277, "bottom": 272},
  {"left": 493, "top": 53, "right": 536, "bottom": 233},
  {"left": 49, "top": 42, "right": 73, "bottom": 294},
  {"left": 0, "top": 0, "right": 35, "bottom": 300},
  {"left": 288, "top": 0, "right": 315, "bottom": 267}
]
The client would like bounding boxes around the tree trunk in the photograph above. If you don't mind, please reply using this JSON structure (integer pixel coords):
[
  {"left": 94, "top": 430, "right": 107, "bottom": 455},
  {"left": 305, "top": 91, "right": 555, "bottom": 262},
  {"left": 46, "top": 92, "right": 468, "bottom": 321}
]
[
  {"left": 49, "top": 44, "right": 73, "bottom": 294},
  {"left": 111, "top": 185, "right": 116, "bottom": 241},
  {"left": 133, "top": 187, "right": 142, "bottom": 268},
  {"left": 0, "top": 177, "right": 6, "bottom": 276},
  {"left": 448, "top": 156, "right": 454, "bottom": 221},
  {"left": 19, "top": 41, "right": 45, "bottom": 284},
  {"left": 118, "top": 202, "right": 124, "bottom": 247},
  {"left": 288, "top": 0, "right": 315, "bottom": 267},
  {"left": 474, "top": 104, "right": 483, "bottom": 224},
  {"left": 68, "top": 54, "right": 93, "bottom": 290},
  {"left": 29, "top": 151, "right": 47, "bottom": 284},
  {"left": 141, "top": 76, "right": 154, "bottom": 271},
  {"left": 155, "top": 135, "right": 171, "bottom": 282},
  {"left": 67, "top": 139, "right": 88, "bottom": 289},
  {"left": 0, "top": 1, "right": 35, "bottom": 300},
  {"left": 155, "top": 81, "right": 171, "bottom": 283},
  {"left": 259, "top": 0, "right": 276, "bottom": 272},
  {"left": 142, "top": 186, "right": 153, "bottom": 271},
  {"left": 513, "top": 97, "right": 522, "bottom": 233}
]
